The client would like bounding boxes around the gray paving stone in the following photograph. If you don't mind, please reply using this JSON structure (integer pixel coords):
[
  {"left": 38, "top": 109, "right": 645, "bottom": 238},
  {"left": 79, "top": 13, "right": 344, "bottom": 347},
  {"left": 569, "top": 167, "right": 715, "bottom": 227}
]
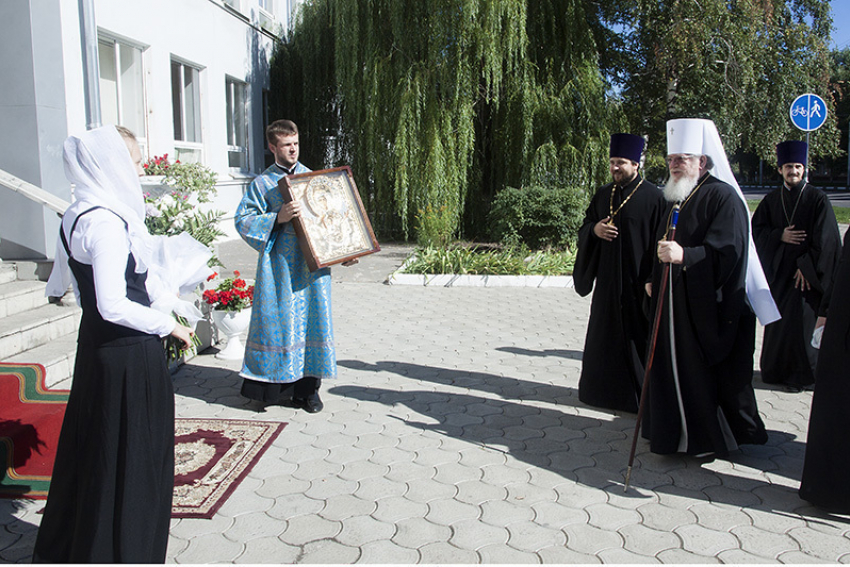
[
  {"left": 563, "top": 522, "right": 623, "bottom": 555},
  {"left": 731, "top": 525, "right": 800, "bottom": 559},
  {"left": 278, "top": 514, "right": 342, "bottom": 546},
  {"left": 369, "top": 446, "right": 416, "bottom": 465},
  {"left": 449, "top": 519, "right": 509, "bottom": 551},
  {"left": 169, "top": 514, "right": 235, "bottom": 539},
  {"left": 392, "top": 517, "right": 453, "bottom": 549},
  {"left": 384, "top": 461, "right": 437, "bottom": 483},
  {"left": 480, "top": 499, "right": 536, "bottom": 527},
  {"left": 675, "top": 523, "right": 740, "bottom": 556},
  {"left": 405, "top": 478, "right": 458, "bottom": 503},
  {"left": 585, "top": 502, "right": 641, "bottom": 531},
  {"left": 413, "top": 446, "right": 461, "bottom": 467},
  {"left": 298, "top": 538, "right": 360, "bottom": 564},
  {"left": 175, "top": 532, "right": 244, "bottom": 563},
  {"left": 553, "top": 481, "right": 609, "bottom": 508},
  {"left": 224, "top": 511, "right": 287, "bottom": 542},
  {"left": 337, "top": 459, "right": 390, "bottom": 482},
  {"left": 743, "top": 506, "right": 808, "bottom": 534},
  {"left": 688, "top": 502, "right": 752, "bottom": 531},
  {"left": 304, "top": 475, "right": 359, "bottom": 500},
  {"left": 256, "top": 474, "right": 312, "bottom": 498},
  {"left": 417, "top": 541, "right": 479, "bottom": 563},
  {"left": 480, "top": 463, "right": 531, "bottom": 487},
  {"left": 266, "top": 493, "right": 324, "bottom": 520},
  {"left": 356, "top": 539, "right": 420, "bottom": 563},
  {"left": 701, "top": 483, "right": 762, "bottom": 507},
  {"left": 777, "top": 550, "right": 834, "bottom": 563},
  {"left": 505, "top": 520, "right": 566, "bottom": 552},
  {"left": 336, "top": 515, "right": 397, "bottom": 546},
  {"left": 656, "top": 548, "right": 723, "bottom": 563},
  {"left": 532, "top": 540, "right": 601, "bottom": 563},
  {"left": 371, "top": 496, "right": 429, "bottom": 523},
  {"left": 505, "top": 482, "right": 558, "bottom": 505},
  {"left": 234, "top": 536, "right": 300, "bottom": 564},
  {"left": 353, "top": 476, "right": 409, "bottom": 501},
  {"left": 790, "top": 526, "right": 850, "bottom": 561},
  {"left": 319, "top": 494, "right": 377, "bottom": 521},
  {"left": 618, "top": 523, "right": 680, "bottom": 556},
  {"left": 475, "top": 543, "right": 541, "bottom": 563},
  {"left": 454, "top": 479, "right": 508, "bottom": 505},
  {"left": 425, "top": 498, "right": 480, "bottom": 526},
  {"left": 597, "top": 548, "right": 661, "bottom": 563},
  {"left": 291, "top": 458, "right": 343, "bottom": 482}
]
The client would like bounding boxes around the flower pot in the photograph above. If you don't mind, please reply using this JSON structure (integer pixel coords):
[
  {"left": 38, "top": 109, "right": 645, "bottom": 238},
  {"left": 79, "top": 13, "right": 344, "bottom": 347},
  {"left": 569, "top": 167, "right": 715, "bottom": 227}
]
[{"left": 211, "top": 308, "right": 252, "bottom": 360}]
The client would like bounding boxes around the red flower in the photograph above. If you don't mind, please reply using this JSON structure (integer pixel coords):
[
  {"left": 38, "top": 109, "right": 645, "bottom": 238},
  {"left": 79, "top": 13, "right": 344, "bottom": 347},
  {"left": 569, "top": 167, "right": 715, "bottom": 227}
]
[
  {"left": 202, "top": 271, "right": 253, "bottom": 312},
  {"left": 207, "top": 272, "right": 218, "bottom": 282}
]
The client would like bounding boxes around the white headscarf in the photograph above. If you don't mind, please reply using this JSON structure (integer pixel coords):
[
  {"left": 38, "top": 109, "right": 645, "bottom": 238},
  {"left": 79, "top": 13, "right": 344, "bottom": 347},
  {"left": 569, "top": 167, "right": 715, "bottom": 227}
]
[
  {"left": 666, "top": 118, "right": 781, "bottom": 326},
  {"left": 46, "top": 126, "right": 212, "bottom": 324}
]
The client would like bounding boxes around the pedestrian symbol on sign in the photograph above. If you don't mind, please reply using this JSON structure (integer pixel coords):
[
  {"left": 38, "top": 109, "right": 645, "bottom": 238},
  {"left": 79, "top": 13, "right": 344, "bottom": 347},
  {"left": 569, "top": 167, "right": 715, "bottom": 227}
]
[{"left": 790, "top": 94, "right": 828, "bottom": 132}]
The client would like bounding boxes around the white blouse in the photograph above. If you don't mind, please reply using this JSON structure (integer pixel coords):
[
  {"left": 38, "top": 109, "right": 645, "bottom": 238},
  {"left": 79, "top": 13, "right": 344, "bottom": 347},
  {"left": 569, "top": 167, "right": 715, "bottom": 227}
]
[{"left": 63, "top": 209, "right": 176, "bottom": 337}]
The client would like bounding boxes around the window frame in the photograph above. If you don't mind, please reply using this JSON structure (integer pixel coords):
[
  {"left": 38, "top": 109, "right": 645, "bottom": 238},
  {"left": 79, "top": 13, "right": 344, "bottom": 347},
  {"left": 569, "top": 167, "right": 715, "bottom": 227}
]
[
  {"left": 97, "top": 32, "right": 149, "bottom": 152},
  {"left": 225, "top": 76, "right": 250, "bottom": 173},
  {"left": 170, "top": 57, "right": 204, "bottom": 163}
]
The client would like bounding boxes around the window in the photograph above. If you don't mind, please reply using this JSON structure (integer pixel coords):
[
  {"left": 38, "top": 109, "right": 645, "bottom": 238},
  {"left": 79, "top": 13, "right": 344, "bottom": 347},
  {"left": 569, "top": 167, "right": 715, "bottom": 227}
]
[
  {"left": 226, "top": 78, "right": 248, "bottom": 171},
  {"left": 98, "top": 36, "right": 146, "bottom": 147},
  {"left": 170, "top": 59, "right": 202, "bottom": 162}
]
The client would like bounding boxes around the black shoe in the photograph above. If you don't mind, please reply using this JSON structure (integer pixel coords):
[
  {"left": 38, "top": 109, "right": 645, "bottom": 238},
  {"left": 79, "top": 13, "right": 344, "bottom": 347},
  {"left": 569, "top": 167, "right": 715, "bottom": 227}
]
[{"left": 292, "top": 395, "right": 324, "bottom": 413}]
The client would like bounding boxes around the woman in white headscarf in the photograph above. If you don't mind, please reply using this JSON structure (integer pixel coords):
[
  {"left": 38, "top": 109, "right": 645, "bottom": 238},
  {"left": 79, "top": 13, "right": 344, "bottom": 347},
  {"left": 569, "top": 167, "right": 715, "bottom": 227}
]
[{"left": 33, "top": 125, "right": 210, "bottom": 563}]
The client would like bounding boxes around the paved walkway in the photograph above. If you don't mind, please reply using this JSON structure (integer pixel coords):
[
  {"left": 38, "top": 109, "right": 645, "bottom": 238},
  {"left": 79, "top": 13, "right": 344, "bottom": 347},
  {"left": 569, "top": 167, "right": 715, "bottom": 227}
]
[{"left": 3, "top": 241, "right": 850, "bottom": 563}]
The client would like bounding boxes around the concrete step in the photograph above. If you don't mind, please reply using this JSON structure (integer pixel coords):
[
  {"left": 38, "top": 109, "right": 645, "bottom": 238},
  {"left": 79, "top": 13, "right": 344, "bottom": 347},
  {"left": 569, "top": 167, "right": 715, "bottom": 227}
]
[
  {"left": 5, "top": 332, "right": 77, "bottom": 390},
  {"left": 0, "top": 263, "right": 16, "bottom": 285},
  {"left": 0, "top": 301, "right": 81, "bottom": 361},
  {"left": 0, "top": 279, "right": 48, "bottom": 317}
]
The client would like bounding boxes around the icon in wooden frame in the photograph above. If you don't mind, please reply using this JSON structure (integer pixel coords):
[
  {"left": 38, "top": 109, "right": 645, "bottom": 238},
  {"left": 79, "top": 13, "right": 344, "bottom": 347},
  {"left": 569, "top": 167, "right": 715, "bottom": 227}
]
[{"left": 278, "top": 166, "right": 380, "bottom": 271}]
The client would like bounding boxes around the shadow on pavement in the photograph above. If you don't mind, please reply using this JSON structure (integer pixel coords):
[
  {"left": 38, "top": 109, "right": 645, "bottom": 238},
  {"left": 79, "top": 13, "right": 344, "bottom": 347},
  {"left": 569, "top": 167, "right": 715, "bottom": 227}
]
[
  {"left": 334, "top": 358, "right": 820, "bottom": 519},
  {"left": 495, "top": 346, "right": 584, "bottom": 360}
]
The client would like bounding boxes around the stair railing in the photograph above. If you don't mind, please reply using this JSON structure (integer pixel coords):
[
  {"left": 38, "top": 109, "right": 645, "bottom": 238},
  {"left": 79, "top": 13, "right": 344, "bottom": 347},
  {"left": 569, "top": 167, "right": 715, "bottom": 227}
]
[{"left": 0, "top": 168, "right": 69, "bottom": 215}]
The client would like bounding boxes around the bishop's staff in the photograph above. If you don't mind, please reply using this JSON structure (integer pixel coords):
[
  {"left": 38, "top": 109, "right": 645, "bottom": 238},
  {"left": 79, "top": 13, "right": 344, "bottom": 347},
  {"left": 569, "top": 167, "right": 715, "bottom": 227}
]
[{"left": 624, "top": 203, "right": 680, "bottom": 492}]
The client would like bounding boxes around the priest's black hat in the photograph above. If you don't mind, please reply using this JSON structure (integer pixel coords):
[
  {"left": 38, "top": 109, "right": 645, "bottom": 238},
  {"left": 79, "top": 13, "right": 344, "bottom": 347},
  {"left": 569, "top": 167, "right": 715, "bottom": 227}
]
[
  {"left": 776, "top": 140, "right": 807, "bottom": 167},
  {"left": 610, "top": 133, "right": 645, "bottom": 163}
]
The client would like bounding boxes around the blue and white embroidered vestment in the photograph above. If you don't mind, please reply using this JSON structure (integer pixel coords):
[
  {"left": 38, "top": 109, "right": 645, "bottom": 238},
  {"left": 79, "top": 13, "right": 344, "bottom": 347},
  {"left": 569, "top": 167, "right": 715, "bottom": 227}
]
[{"left": 235, "top": 163, "right": 337, "bottom": 383}]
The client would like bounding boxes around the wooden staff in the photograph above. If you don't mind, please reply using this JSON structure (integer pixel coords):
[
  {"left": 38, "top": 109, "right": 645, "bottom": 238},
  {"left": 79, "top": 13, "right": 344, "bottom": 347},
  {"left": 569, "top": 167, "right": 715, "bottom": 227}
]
[{"left": 624, "top": 204, "right": 680, "bottom": 492}]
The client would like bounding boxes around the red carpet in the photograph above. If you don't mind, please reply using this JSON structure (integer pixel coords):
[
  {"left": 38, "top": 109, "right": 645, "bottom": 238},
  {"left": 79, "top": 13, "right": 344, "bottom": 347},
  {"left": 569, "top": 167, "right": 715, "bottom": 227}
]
[
  {"left": 172, "top": 418, "right": 286, "bottom": 519},
  {"left": 0, "top": 363, "right": 69, "bottom": 499}
]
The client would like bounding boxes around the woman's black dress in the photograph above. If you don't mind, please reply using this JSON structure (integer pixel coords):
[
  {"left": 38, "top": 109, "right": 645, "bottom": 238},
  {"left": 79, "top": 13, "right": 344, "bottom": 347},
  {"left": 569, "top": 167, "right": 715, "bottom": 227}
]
[{"left": 32, "top": 208, "right": 174, "bottom": 563}]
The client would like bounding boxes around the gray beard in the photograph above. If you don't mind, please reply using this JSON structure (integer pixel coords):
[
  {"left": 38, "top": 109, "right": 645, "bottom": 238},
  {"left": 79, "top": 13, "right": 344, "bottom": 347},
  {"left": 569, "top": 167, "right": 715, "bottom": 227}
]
[{"left": 663, "top": 175, "right": 698, "bottom": 203}]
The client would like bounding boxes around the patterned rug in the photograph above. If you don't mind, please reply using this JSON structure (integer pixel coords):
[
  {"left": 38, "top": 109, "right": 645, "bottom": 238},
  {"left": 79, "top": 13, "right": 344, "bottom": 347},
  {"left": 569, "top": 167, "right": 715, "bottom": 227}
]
[
  {"left": 0, "top": 363, "right": 69, "bottom": 499},
  {"left": 172, "top": 418, "right": 286, "bottom": 519}
]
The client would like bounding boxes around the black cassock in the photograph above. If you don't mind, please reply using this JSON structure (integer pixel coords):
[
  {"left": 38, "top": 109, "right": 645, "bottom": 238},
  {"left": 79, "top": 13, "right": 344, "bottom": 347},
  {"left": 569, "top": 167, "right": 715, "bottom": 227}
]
[
  {"left": 800, "top": 229, "right": 850, "bottom": 512},
  {"left": 752, "top": 182, "right": 841, "bottom": 389},
  {"left": 643, "top": 174, "right": 767, "bottom": 455},
  {"left": 574, "top": 176, "right": 665, "bottom": 412}
]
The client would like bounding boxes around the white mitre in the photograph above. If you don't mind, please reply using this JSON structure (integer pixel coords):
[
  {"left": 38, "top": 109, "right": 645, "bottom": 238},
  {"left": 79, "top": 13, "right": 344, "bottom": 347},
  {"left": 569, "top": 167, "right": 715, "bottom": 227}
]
[{"left": 665, "top": 118, "right": 780, "bottom": 326}]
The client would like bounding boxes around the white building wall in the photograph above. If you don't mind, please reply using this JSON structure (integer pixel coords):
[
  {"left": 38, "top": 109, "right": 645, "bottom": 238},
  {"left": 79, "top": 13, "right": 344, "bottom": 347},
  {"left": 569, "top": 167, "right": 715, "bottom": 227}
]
[{"left": 1, "top": 0, "right": 300, "bottom": 259}]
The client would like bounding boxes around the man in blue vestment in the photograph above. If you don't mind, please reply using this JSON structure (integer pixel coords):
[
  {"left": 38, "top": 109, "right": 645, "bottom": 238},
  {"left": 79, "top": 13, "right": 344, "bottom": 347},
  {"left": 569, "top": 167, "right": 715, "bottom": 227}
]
[{"left": 234, "top": 119, "right": 352, "bottom": 413}]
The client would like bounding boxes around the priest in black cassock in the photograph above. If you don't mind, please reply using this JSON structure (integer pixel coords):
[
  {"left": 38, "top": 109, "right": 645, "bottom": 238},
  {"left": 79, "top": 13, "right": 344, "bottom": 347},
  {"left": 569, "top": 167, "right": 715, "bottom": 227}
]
[
  {"left": 574, "top": 133, "right": 666, "bottom": 412},
  {"left": 800, "top": 228, "right": 850, "bottom": 512},
  {"left": 752, "top": 141, "right": 841, "bottom": 392},
  {"left": 642, "top": 118, "right": 779, "bottom": 456}
]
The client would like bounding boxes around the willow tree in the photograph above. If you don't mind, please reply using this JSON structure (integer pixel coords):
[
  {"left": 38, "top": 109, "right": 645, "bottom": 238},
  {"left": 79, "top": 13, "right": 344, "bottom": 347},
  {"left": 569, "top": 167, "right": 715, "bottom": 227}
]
[
  {"left": 606, "top": 0, "right": 838, "bottom": 164},
  {"left": 271, "top": 0, "right": 620, "bottom": 240}
]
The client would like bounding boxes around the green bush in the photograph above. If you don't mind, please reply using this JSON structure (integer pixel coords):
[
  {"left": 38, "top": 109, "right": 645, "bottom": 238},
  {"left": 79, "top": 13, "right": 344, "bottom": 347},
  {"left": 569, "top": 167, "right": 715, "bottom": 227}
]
[{"left": 488, "top": 185, "right": 587, "bottom": 250}]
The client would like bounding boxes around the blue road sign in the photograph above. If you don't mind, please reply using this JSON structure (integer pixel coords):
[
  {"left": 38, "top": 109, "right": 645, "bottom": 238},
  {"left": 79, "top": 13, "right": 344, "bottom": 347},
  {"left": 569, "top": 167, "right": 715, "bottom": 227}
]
[{"left": 790, "top": 93, "right": 828, "bottom": 132}]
